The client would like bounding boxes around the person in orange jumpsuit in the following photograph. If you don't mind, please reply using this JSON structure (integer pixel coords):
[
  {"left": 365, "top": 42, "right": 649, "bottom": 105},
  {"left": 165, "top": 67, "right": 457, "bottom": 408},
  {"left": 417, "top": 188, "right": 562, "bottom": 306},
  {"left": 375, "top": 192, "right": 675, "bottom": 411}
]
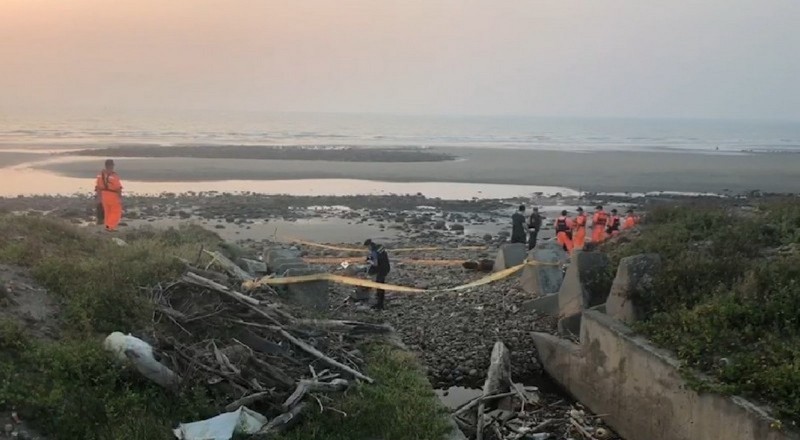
[
  {"left": 554, "top": 210, "right": 574, "bottom": 253},
  {"left": 572, "top": 207, "right": 587, "bottom": 250},
  {"left": 623, "top": 208, "right": 638, "bottom": 230},
  {"left": 592, "top": 205, "right": 608, "bottom": 244},
  {"left": 606, "top": 208, "right": 622, "bottom": 237},
  {"left": 95, "top": 159, "right": 123, "bottom": 232}
]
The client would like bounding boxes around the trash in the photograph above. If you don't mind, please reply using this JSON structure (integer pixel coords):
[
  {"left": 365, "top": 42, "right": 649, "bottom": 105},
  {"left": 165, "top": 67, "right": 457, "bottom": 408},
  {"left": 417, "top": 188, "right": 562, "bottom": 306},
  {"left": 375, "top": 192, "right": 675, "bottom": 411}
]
[
  {"left": 111, "top": 237, "right": 127, "bottom": 247},
  {"left": 340, "top": 260, "right": 351, "bottom": 269},
  {"left": 103, "top": 331, "right": 181, "bottom": 389},
  {"left": 173, "top": 406, "right": 268, "bottom": 440}
]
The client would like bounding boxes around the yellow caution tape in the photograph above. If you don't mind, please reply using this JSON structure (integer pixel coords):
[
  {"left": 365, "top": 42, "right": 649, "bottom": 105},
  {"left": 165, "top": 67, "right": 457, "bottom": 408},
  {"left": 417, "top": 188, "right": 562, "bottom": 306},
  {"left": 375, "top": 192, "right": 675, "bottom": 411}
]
[
  {"left": 303, "top": 257, "right": 468, "bottom": 266},
  {"left": 285, "top": 238, "right": 486, "bottom": 253},
  {"left": 242, "top": 260, "right": 558, "bottom": 294}
]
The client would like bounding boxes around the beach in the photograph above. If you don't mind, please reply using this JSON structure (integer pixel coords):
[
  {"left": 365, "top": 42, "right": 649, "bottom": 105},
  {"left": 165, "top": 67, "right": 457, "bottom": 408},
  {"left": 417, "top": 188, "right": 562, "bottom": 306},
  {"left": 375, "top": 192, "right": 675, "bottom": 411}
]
[{"left": 27, "top": 146, "right": 800, "bottom": 194}]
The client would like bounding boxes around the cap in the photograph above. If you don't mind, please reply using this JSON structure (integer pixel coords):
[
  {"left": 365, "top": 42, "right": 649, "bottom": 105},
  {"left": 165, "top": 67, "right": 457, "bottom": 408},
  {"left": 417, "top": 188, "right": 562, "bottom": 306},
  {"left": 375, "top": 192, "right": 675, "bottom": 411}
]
[
  {"left": 611, "top": 209, "right": 618, "bottom": 214},
  {"left": 595, "top": 205, "right": 603, "bottom": 210},
  {"left": 363, "top": 239, "right": 373, "bottom": 246},
  {"left": 561, "top": 210, "right": 568, "bottom": 216},
  {"left": 577, "top": 207, "right": 584, "bottom": 212}
]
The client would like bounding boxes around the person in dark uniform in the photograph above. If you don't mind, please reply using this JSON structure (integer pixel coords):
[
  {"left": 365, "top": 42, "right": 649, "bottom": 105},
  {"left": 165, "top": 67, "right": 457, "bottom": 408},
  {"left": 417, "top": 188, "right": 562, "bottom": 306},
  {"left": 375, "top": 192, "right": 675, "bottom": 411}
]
[
  {"left": 364, "top": 239, "right": 391, "bottom": 310},
  {"left": 511, "top": 205, "right": 527, "bottom": 244},
  {"left": 527, "top": 207, "right": 543, "bottom": 250}
]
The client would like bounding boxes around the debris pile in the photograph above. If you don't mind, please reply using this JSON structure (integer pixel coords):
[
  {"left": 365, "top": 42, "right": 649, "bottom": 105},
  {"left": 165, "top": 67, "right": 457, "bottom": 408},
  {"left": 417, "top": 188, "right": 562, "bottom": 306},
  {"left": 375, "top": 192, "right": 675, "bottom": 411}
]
[
  {"left": 119, "top": 250, "right": 392, "bottom": 438},
  {"left": 453, "top": 342, "right": 619, "bottom": 440}
]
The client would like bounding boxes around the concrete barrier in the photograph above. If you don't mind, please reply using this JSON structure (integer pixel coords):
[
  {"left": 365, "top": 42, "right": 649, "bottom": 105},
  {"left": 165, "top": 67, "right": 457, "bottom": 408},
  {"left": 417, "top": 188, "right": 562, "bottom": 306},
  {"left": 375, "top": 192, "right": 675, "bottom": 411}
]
[
  {"left": 605, "top": 254, "right": 661, "bottom": 323},
  {"left": 519, "top": 242, "right": 567, "bottom": 296},
  {"left": 493, "top": 243, "right": 528, "bottom": 272},
  {"left": 557, "top": 250, "right": 610, "bottom": 318},
  {"left": 533, "top": 310, "right": 798, "bottom": 440}
]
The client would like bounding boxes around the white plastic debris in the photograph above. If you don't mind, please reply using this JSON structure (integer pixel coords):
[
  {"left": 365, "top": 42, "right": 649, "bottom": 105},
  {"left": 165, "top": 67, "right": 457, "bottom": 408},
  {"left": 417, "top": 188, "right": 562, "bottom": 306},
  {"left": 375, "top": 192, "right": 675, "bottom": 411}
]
[
  {"left": 173, "top": 406, "right": 268, "bottom": 440},
  {"left": 111, "top": 237, "right": 127, "bottom": 247},
  {"left": 103, "top": 331, "right": 181, "bottom": 388},
  {"left": 340, "top": 261, "right": 351, "bottom": 269}
]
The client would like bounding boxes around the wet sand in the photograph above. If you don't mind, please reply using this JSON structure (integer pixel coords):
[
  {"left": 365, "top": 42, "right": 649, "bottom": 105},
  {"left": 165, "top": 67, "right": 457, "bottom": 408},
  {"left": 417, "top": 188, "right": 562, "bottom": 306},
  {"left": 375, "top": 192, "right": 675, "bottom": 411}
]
[{"left": 37, "top": 147, "right": 800, "bottom": 194}]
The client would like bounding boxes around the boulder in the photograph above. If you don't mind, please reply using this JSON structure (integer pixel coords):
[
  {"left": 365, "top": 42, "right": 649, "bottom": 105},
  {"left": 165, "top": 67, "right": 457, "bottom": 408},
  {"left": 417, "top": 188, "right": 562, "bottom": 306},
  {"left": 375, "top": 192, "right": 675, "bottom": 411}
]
[
  {"left": 239, "top": 258, "right": 267, "bottom": 276},
  {"left": 264, "top": 248, "right": 300, "bottom": 268},
  {"left": 493, "top": 243, "right": 528, "bottom": 272},
  {"left": 605, "top": 254, "right": 662, "bottom": 323},
  {"left": 556, "top": 250, "right": 611, "bottom": 318},
  {"left": 283, "top": 267, "right": 329, "bottom": 310}
]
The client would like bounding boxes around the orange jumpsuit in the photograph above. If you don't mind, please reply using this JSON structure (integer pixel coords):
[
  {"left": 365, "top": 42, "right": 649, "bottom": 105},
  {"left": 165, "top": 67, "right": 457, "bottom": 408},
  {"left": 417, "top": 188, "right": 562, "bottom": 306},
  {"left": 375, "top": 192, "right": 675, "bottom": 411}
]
[
  {"left": 573, "top": 213, "right": 587, "bottom": 250},
  {"left": 623, "top": 215, "right": 637, "bottom": 230},
  {"left": 555, "top": 216, "right": 574, "bottom": 253},
  {"left": 95, "top": 170, "right": 123, "bottom": 231},
  {"left": 592, "top": 210, "right": 608, "bottom": 244}
]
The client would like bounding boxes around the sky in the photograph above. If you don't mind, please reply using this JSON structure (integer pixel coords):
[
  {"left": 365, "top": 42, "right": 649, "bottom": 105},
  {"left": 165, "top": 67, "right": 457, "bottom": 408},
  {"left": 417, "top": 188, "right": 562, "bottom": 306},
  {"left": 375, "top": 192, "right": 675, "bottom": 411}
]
[{"left": 1, "top": 0, "right": 799, "bottom": 120}]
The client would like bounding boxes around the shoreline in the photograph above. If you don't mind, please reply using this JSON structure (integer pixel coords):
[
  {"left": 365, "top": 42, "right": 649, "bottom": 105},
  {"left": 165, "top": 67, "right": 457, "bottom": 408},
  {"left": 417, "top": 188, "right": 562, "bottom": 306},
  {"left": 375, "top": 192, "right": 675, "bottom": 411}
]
[{"left": 29, "top": 146, "right": 800, "bottom": 194}]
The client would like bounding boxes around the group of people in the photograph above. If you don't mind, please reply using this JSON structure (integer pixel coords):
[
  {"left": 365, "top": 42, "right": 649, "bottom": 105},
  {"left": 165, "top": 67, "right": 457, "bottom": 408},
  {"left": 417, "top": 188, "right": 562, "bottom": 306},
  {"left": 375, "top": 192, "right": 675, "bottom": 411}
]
[{"left": 512, "top": 204, "right": 639, "bottom": 253}]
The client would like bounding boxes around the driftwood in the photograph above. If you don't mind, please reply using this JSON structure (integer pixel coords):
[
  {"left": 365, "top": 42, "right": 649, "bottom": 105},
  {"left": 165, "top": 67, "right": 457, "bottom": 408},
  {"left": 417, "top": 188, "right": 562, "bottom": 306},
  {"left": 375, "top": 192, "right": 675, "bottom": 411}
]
[
  {"left": 224, "top": 391, "right": 273, "bottom": 412},
  {"left": 204, "top": 250, "right": 254, "bottom": 282},
  {"left": 183, "top": 272, "right": 284, "bottom": 326},
  {"left": 282, "top": 378, "right": 349, "bottom": 411},
  {"left": 255, "top": 402, "right": 309, "bottom": 437},
  {"left": 452, "top": 391, "right": 516, "bottom": 418},
  {"left": 291, "top": 319, "right": 393, "bottom": 334},
  {"left": 272, "top": 326, "right": 375, "bottom": 384},
  {"left": 477, "top": 341, "right": 511, "bottom": 440}
]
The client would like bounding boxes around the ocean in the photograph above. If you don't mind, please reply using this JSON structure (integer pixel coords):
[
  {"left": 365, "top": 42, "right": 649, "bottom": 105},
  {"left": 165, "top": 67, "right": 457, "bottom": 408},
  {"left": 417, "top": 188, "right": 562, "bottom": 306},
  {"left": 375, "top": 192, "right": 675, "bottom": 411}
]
[{"left": 1, "top": 111, "right": 799, "bottom": 154}]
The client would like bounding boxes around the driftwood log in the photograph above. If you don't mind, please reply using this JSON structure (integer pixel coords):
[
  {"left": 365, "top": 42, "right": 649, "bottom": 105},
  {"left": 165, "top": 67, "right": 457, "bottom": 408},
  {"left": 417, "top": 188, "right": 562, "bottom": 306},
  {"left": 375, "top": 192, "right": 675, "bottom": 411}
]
[
  {"left": 204, "top": 250, "right": 254, "bottom": 282},
  {"left": 282, "top": 378, "right": 349, "bottom": 411},
  {"left": 476, "top": 341, "right": 511, "bottom": 440}
]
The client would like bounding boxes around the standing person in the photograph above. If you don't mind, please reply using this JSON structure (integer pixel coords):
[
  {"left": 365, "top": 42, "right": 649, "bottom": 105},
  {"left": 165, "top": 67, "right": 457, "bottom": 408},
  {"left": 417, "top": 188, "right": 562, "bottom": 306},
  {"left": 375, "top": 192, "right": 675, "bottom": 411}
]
[
  {"left": 554, "top": 210, "right": 574, "bottom": 253},
  {"left": 591, "top": 205, "right": 608, "bottom": 244},
  {"left": 511, "top": 205, "right": 527, "bottom": 244},
  {"left": 606, "top": 209, "right": 621, "bottom": 237},
  {"left": 364, "top": 239, "right": 391, "bottom": 310},
  {"left": 527, "top": 207, "right": 543, "bottom": 250},
  {"left": 623, "top": 208, "right": 638, "bottom": 230},
  {"left": 95, "top": 159, "right": 123, "bottom": 232},
  {"left": 572, "top": 207, "right": 587, "bottom": 250}
]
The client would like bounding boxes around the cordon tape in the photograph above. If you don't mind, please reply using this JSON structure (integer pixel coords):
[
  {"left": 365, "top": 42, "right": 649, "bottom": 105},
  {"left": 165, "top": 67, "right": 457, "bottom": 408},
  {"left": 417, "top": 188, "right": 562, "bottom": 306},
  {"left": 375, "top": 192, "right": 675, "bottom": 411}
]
[
  {"left": 242, "top": 260, "right": 559, "bottom": 294},
  {"left": 284, "top": 238, "right": 486, "bottom": 253}
]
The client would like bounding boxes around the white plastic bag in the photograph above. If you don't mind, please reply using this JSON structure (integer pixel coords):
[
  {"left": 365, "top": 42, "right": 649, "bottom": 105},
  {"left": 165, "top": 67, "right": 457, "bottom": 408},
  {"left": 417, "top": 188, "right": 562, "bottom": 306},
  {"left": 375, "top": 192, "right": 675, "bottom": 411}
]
[
  {"left": 103, "top": 331, "right": 180, "bottom": 388},
  {"left": 173, "top": 406, "right": 268, "bottom": 440}
]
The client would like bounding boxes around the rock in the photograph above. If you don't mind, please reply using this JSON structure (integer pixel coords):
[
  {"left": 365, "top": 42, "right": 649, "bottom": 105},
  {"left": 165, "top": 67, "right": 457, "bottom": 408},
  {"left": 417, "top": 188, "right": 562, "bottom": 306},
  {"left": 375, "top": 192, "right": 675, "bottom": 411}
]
[
  {"left": 450, "top": 224, "right": 465, "bottom": 232},
  {"left": 605, "top": 254, "right": 662, "bottom": 323},
  {"left": 283, "top": 267, "right": 329, "bottom": 310},
  {"left": 483, "top": 233, "right": 493, "bottom": 242},
  {"left": 433, "top": 220, "right": 446, "bottom": 230}
]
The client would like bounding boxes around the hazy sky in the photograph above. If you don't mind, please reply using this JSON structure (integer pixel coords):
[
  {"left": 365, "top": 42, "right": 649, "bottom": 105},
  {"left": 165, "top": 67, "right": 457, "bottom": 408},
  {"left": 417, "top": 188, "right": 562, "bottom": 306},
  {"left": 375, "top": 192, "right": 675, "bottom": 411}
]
[{"left": 1, "top": 0, "right": 799, "bottom": 120}]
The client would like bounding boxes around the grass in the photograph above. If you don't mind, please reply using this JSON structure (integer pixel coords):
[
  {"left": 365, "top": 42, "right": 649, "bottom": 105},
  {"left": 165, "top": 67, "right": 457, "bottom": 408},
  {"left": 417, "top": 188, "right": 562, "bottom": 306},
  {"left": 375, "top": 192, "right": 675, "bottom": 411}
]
[
  {"left": 0, "top": 213, "right": 450, "bottom": 439},
  {"left": 608, "top": 197, "right": 800, "bottom": 426},
  {"left": 276, "top": 344, "right": 452, "bottom": 440}
]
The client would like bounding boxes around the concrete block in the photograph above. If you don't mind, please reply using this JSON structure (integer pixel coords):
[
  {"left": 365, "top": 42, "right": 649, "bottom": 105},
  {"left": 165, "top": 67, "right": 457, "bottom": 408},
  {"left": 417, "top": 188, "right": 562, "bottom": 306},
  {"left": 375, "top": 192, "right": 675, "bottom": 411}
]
[
  {"left": 519, "top": 251, "right": 565, "bottom": 295},
  {"left": 605, "top": 254, "right": 662, "bottom": 324},
  {"left": 493, "top": 243, "right": 528, "bottom": 271},
  {"left": 283, "top": 267, "right": 329, "bottom": 310},
  {"left": 239, "top": 258, "right": 267, "bottom": 276},
  {"left": 265, "top": 248, "right": 300, "bottom": 268},
  {"left": 533, "top": 311, "right": 798, "bottom": 440},
  {"left": 270, "top": 257, "right": 306, "bottom": 274},
  {"left": 521, "top": 293, "right": 559, "bottom": 316},
  {"left": 557, "top": 250, "right": 611, "bottom": 319}
]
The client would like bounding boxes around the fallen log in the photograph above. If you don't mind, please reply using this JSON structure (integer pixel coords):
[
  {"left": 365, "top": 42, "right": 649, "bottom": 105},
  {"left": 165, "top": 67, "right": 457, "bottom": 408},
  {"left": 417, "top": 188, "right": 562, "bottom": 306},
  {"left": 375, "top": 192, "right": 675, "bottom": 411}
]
[
  {"left": 224, "top": 391, "right": 273, "bottom": 412},
  {"left": 255, "top": 402, "right": 308, "bottom": 437},
  {"left": 290, "top": 319, "right": 393, "bottom": 334},
  {"left": 452, "top": 391, "right": 516, "bottom": 418},
  {"left": 272, "top": 326, "right": 375, "bottom": 384},
  {"left": 282, "top": 378, "right": 349, "bottom": 411},
  {"left": 477, "top": 341, "right": 511, "bottom": 440},
  {"left": 183, "top": 272, "right": 284, "bottom": 326},
  {"left": 204, "top": 250, "right": 254, "bottom": 282}
]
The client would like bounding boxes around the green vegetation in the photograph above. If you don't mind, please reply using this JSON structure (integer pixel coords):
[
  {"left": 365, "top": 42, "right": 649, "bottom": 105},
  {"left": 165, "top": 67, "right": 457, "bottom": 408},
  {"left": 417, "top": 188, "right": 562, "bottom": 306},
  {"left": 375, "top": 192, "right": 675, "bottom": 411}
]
[
  {"left": 0, "top": 214, "right": 449, "bottom": 439},
  {"left": 277, "top": 344, "right": 451, "bottom": 440},
  {"left": 609, "top": 198, "right": 800, "bottom": 425}
]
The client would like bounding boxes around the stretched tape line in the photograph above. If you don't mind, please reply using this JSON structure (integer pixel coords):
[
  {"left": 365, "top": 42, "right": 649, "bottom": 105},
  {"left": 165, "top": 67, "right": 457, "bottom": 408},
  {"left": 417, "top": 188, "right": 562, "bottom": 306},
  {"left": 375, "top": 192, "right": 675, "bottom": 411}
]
[
  {"left": 285, "top": 238, "right": 486, "bottom": 253},
  {"left": 242, "top": 260, "right": 558, "bottom": 294}
]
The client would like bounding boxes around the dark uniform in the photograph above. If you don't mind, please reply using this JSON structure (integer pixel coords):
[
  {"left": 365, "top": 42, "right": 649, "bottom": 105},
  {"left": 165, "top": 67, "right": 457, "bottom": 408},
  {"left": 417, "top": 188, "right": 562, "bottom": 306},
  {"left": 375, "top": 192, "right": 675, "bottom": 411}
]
[
  {"left": 366, "top": 241, "right": 391, "bottom": 309},
  {"left": 511, "top": 211, "right": 527, "bottom": 244},
  {"left": 528, "top": 211, "right": 542, "bottom": 250}
]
